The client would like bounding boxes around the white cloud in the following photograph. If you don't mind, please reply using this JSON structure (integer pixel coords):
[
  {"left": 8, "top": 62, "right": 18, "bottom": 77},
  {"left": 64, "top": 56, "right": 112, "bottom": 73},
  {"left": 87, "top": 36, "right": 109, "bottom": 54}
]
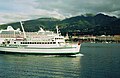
[
  {"left": 0, "top": 0, "right": 66, "bottom": 24},
  {"left": 0, "top": 9, "right": 65, "bottom": 24}
]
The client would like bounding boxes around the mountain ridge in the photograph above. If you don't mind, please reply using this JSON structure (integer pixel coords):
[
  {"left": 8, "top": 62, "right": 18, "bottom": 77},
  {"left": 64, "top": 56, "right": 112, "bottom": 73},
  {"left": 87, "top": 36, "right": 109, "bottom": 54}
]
[{"left": 0, "top": 13, "right": 120, "bottom": 35}]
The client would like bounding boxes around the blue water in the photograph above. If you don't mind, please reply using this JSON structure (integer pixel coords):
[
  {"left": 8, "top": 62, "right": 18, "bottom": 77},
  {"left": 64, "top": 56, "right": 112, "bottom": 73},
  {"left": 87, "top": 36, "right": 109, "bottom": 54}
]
[{"left": 0, "top": 43, "right": 120, "bottom": 78}]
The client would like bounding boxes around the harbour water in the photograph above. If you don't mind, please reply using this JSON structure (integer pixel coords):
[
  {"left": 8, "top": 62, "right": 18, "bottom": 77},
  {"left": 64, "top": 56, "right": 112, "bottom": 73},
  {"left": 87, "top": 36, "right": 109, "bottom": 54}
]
[{"left": 0, "top": 43, "right": 120, "bottom": 78}]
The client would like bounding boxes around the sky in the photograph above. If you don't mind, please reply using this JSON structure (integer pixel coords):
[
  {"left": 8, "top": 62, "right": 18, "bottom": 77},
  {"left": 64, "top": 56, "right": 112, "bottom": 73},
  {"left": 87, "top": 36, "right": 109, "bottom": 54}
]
[{"left": 0, "top": 0, "right": 120, "bottom": 24}]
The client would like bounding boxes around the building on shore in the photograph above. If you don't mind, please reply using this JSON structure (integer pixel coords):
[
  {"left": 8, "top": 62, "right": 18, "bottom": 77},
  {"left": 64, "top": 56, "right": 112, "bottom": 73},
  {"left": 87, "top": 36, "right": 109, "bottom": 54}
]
[{"left": 65, "top": 34, "right": 120, "bottom": 43}]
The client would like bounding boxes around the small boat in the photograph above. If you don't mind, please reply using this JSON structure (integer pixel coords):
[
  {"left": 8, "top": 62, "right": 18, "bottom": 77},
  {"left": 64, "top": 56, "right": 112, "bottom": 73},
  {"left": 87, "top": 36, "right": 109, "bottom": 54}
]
[{"left": 0, "top": 22, "right": 81, "bottom": 55}]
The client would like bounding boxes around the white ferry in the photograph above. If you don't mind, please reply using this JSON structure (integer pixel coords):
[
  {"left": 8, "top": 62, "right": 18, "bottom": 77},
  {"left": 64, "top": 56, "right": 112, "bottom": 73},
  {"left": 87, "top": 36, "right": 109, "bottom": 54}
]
[{"left": 0, "top": 22, "right": 81, "bottom": 55}]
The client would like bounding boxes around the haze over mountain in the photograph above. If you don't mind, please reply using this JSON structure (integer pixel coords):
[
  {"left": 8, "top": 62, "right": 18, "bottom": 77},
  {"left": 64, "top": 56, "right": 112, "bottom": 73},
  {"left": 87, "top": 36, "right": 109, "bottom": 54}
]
[{"left": 0, "top": 13, "right": 120, "bottom": 35}]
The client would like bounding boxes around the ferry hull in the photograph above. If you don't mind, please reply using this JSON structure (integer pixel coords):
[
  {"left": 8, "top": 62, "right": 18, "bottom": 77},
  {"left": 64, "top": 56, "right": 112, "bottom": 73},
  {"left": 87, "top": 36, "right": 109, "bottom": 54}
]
[{"left": 0, "top": 45, "right": 81, "bottom": 55}]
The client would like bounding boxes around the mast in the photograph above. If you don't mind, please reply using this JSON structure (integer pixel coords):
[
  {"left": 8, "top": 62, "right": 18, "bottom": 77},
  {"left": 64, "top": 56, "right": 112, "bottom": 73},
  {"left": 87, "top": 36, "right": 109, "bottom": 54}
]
[
  {"left": 20, "top": 21, "right": 26, "bottom": 39},
  {"left": 56, "top": 25, "right": 59, "bottom": 35}
]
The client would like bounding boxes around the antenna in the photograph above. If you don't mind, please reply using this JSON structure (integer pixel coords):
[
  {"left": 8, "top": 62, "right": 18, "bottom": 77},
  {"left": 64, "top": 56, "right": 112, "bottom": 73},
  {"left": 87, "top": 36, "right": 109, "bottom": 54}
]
[{"left": 20, "top": 21, "right": 26, "bottom": 39}]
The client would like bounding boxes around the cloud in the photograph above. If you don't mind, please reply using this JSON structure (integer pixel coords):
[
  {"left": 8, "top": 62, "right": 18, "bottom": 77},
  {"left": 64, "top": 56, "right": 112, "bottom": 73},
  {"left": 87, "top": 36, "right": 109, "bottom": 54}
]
[
  {"left": 0, "top": 0, "right": 120, "bottom": 24},
  {"left": 35, "top": 0, "right": 120, "bottom": 14},
  {"left": 0, "top": 0, "right": 66, "bottom": 24}
]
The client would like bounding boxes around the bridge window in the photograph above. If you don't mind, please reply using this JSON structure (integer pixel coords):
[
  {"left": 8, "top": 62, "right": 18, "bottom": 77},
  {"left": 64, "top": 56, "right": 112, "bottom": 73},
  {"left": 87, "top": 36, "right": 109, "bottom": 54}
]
[{"left": 53, "top": 42, "right": 56, "bottom": 44}]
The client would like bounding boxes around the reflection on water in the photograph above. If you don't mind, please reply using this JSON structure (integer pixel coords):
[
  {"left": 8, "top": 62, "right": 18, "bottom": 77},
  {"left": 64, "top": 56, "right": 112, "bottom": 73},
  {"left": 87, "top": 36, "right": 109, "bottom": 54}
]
[
  {"left": 0, "top": 55, "right": 81, "bottom": 78},
  {"left": 0, "top": 43, "right": 120, "bottom": 78}
]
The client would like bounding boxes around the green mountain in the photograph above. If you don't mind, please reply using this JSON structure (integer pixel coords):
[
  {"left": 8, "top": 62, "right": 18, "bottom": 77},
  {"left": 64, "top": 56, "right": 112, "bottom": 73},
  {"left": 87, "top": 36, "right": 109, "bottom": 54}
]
[
  {"left": 58, "top": 13, "right": 118, "bottom": 35},
  {"left": 0, "top": 13, "right": 120, "bottom": 35}
]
